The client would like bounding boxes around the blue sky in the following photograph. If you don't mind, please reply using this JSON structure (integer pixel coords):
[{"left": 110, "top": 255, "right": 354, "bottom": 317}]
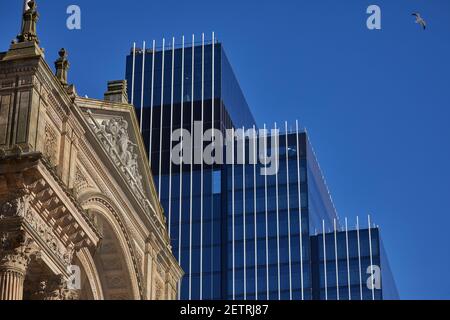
[{"left": 1, "top": 0, "right": 450, "bottom": 299}]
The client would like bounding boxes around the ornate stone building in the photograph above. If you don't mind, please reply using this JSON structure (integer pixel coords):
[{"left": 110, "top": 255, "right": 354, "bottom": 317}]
[{"left": 0, "top": 1, "right": 183, "bottom": 300}]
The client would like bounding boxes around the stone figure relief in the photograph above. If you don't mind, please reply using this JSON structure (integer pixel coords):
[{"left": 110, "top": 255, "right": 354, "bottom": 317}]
[{"left": 86, "top": 111, "right": 144, "bottom": 194}]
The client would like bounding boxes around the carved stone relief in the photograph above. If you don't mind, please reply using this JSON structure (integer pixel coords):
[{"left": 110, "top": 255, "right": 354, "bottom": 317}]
[
  {"left": 86, "top": 112, "right": 143, "bottom": 191},
  {"left": 43, "top": 123, "right": 58, "bottom": 165},
  {"left": 22, "top": 206, "right": 74, "bottom": 266},
  {"left": 0, "top": 195, "right": 28, "bottom": 219},
  {"left": 0, "top": 230, "right": 37, "bottom": 273},
  {"left": 154, "top": 280, "right": 164, "bottom": 300},
  {"left": 72, "top": 166, "right": 91, "bottom": 198},
  {"left": 28, "top": 274, "right": 79, "bottom": 300}
]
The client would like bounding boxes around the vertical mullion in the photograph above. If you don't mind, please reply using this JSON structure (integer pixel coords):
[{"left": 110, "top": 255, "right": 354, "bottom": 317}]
[
  {"left": 345, "top": 217, "right": 351, "bottom": 300},
  {"left": 211, "top": 32, "right": 215, "bottom": 141},
  {"left": 168, "top": 37, "right": 175, "bottom": 237},
  {"left": 295, "top": 120, "right": 304, "bottom": 300},
  {"left": 356, "top": 216, "right": 363, "bottom": 300},
  {"left": 139, "top": 41, "right": 146, "bottom": 132},
  {"left": 323, "top": 220, "right": 328, "bottom": 300},
  {"left": 253, "top": 125, "right": 258, "bottom": 300},
  {"left": 334, "top": 218, "right": 340, "bottom": 300},
  {"left": 242, "top": 126, "right": 247, "bottom": 300},
  {"left": 131, "top": 42, "right": 136, "bottom": 105},
  {"left": 199, "top": 33, "right": 205, "bottom": 300},
  {"left": 264, "top": 124, "right": 269, "bottom": 300},
  {"left": 211, "top": 32, "right": 216, "bottom": 134},
  {"left": 232, "top": 128, "right": 236, "bottom": 300},
  {"left": 149, "top": 40, "right": 156, "bottom": 167},
  {"left": 285, "top": 122, "right": 293, "bottom": 300},
  {"left": 368, "top": 215, "right": 375, "bottom": 300},
  {"left": 275, "top": 123, "right": 280, "bottom": 300},
  {"left": 188, "top": 35, "right": 195, "bottom": 301},
  {"left": 178, "top": 36, "right": 185, "bottom": 300},
  {"left": 158, "top": 38, "right": 166, "bottom": 199},
  {"left": 210, "top": 32, "right": 215, "bottom": 299}
]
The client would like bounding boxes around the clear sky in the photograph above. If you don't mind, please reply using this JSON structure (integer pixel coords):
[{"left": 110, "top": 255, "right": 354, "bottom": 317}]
[{"left": 1, "top": 0, "right": 449, "bottom": 300}]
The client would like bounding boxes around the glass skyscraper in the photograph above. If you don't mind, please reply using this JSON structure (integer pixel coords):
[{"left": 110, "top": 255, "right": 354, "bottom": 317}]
[
  {"left": 125, "top": 35, "right": 255, "bottom": 300},
  {"left": 125, "top": 35, "right": 398, "bottom": 300}
]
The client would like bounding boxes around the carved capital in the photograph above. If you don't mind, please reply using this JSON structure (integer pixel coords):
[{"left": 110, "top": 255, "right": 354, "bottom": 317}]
[
  {"left": 29, "top": 274, "right": 79, "bottom": 300},
  {"left": 0, "top": 252, "right": 30, "bottom": 274},
  {"left": 0, "top": 231, "right": 36, "bottom": 274},
  {"left": 0, "top": 194, "right": 30, "bottom": 220}
]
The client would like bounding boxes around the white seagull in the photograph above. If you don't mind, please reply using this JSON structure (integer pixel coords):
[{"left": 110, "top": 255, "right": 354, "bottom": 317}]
[{"left": 412, "top": 12, "right": 427, "bottom": 30}]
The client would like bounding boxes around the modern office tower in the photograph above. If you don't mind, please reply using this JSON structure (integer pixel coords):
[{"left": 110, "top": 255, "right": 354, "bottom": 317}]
[
  {"left": 125, "top": 35, "right": 256, "bottom": 300},
  {"left": 125, "top": 36, "right": 398, "bottom": 300}
]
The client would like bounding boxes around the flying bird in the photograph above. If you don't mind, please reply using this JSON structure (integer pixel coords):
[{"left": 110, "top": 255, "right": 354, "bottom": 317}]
[{"left": 412, "top": 12, "right": 426, "bottom": 30}]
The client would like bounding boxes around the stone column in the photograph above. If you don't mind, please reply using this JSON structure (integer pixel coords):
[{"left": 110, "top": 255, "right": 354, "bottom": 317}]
[
  {"left": 0, "top": 251, "right": 30, "bottom": 300},
  {"left": 0, "top": 196, "right": 34, "bottom": 300},
  {"left": 0, "top": 230, "right": 35, "bottom": 300}
]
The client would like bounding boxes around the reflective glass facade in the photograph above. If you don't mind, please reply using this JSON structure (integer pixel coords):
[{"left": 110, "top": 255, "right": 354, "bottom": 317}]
[
  {"left": 311, "top": 227, "right": 399, "bottom": 300},
  {"left": 223, "top": 131, "right": 312, "bottom": 300},
  {"left": 222, "top": 132, "right": 397, "bottom": 300},
  {"left": 125, "top": 38, "right": 397, "bottom": 300},
  {"left": 125, "top": 38, "right": 256, "bottom": 300}
]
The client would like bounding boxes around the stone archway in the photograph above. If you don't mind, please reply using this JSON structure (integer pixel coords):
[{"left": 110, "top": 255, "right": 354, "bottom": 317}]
[
  {"left": 75, "top": 248, "right": 104, "bottom": 300},
  {"left": 92, "top": 214, "right": 135, "bottom": 300},
  {"left": 79, "top": 196, "right": 142, "bottom": 300}
]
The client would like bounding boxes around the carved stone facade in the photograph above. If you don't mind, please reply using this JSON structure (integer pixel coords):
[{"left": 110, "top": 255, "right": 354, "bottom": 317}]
[{"left": 0, "top": 1, "right": 182, "bottom": 300}]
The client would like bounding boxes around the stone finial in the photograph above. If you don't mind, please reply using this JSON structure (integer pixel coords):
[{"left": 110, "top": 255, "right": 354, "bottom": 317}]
[
  {"left": 104, "top": 80, "right": 129, "bottom": 104},
  {"left": 17, "top": 0, "right": 40, "bottom": 44},
  {"left": 55, "top": 48, "right": 70, "bottom": 87}
]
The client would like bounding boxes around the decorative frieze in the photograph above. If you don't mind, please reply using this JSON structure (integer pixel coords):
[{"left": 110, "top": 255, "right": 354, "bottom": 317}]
[
  {"left": 22, "top": 205, "right": 74, "bottom": 267},
  {"left": 43, "top": 123, "right": 58, "bottom": 166}
]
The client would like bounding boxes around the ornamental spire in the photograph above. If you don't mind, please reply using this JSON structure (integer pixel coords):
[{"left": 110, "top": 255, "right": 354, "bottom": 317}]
[
  {"left": 17, "top": 0, "right": 39, "bottom": 44},
  {"left": 55, "top": 48, "right": 70, "bottom": 87}
]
